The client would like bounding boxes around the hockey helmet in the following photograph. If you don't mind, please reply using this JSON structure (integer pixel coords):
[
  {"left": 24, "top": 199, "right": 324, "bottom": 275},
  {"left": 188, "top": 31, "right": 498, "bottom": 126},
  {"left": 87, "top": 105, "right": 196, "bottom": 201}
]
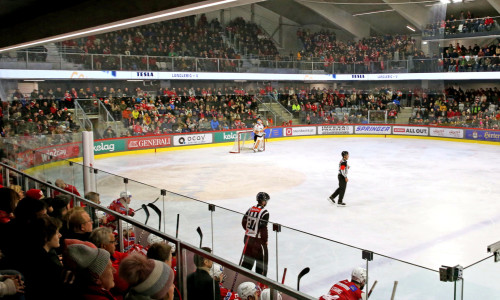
[
  {"left": 341, "top": 150, "right": 349, "bottom": 157},
  {"left": 120, "top": 191, "right": 132, "bottom": 199},
  {"left": 147, "top": 234, "right": 164, "bottom": 246},
  {"left": 256, "top": 192, "right": 270, "bottom": 203},
  {"left": 351, "top": 267, "right": 367, "bottom": 286},
  {"left": 261, "top": 289, "right": 282, "bottom": 300},
  {"left": 237, "top": 282, "right": 261, "bottom": 300},
  {"left": 209, "top": 262, "right": 224, "bottom": 279}
]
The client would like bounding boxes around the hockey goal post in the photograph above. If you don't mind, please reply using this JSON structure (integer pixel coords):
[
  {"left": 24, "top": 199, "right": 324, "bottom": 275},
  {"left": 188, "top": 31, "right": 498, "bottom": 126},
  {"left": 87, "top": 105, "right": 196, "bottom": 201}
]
[{"left": 229, "top": 130, "right": 265, "bottom": 153}]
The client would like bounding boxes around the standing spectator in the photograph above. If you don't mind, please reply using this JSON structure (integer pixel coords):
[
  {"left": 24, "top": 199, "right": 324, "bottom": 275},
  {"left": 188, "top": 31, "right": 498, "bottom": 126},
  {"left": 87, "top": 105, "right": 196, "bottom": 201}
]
[
  {"left": 119, "top": 253, "right": 175, "bottom": 300},
  {"left": 186, "top": 247, "right": 221, "bottom": 300},
  {"left": 328, "top": 151, "right": 349, "bottom": 206},
  {"left": 54, "top": 178, "right": 82, "bottom": 208},
  {"left": 319, "top": 267, "right": 367, "bottom": 300},
  {"left": 241, "top": 192, "right": 270, "bottom": 276}
]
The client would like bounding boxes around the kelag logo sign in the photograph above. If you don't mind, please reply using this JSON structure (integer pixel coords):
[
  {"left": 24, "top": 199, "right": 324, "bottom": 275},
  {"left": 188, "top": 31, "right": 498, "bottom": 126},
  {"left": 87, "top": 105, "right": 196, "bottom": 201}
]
[
  {"left": 214, "top": 131, "right": 237, "bottom": 142},
  {"left": 94, "top": 140, "right": 126, "bottom": 154}
]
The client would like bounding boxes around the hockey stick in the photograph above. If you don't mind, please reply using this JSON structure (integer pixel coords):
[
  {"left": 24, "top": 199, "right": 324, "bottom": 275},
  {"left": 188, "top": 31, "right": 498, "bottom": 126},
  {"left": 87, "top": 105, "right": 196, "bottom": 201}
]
[
  {"left": 281, "top": 268, "right": 287, "bottom": 284},
  {"left": 135, "top": 197, "right": 160, "bottom": 212},
  {"left": 175, "top": 214, "right": 180, "bottom": 238},
  {"left": 367, "top": 280, "right": 378, "bottom": 298},
  {"left": 196, "top": 226, "right": 203, "bottom": 248},
  {"left": 141, "top": 204, "right": 150, "bottom": 225},
  {"left": 226, "top": 236, "right": 250, "bottom": 299},
  {"left": 147, "top": 203, "right": 162, "bottom": 231},
  {"left": 390, "top": 281, "right": 398, "bottom": 300},
  {"left": 297, "top": 267, "right": 310, "bottom": 291}
]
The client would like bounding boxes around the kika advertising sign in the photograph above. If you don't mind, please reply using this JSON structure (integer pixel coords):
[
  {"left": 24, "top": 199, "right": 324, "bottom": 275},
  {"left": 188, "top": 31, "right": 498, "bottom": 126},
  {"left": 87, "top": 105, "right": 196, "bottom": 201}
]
[
  {"left": 127, "top": 136, "right": 172, "bottom": 150},
  {"left": 392, "top": 126, "right": 429, "bottom": 136},
  {"left": 318, "top": 125, "right": 354, "bottom": 135},
  {"left": 354, "top": 125, "right": 391, "bottom": 134},
  {"left": 173, "top": 134, "right": 212, "bottom": 146},
  {"left": 283, "top": 126, "right": 316, "bottom": 136},
  {"left": 430, "top": 127, "right": 464, "bottom": 139}
]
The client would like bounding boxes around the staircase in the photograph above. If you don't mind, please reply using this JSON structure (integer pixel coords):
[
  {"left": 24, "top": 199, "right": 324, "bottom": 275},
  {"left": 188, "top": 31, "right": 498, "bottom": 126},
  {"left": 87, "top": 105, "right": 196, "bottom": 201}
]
[
  {"left": 257, "top": 95, "right": 300, "bottom": 125},
  {"left": 395, "top": 107, "right": 413, "bottom": 124}
]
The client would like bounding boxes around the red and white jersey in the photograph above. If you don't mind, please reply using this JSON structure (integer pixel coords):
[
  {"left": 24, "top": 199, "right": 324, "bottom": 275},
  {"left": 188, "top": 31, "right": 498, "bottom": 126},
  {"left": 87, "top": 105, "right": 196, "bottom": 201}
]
[
  {"left": 319, "top": 280, "right": 364, "bottom": 300},
  {"left": 107, "top": 199, "right": 135, "bottom": 223},
  {"left": 253, "top": 123, "right": 265, "bottom": 137}
]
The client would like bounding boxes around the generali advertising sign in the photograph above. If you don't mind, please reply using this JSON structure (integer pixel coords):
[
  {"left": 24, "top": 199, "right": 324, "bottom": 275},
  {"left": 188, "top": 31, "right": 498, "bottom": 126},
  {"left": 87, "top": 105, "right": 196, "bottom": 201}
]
[{"left": 127, "top": 136, "right": 172, "bottom": 150}]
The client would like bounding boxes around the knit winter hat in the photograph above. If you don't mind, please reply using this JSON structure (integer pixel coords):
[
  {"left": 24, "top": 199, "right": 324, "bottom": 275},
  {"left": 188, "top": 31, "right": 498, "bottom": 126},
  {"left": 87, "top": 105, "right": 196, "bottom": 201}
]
[
  {"left": 120, "top": 254, "right": 174, "bottom": 299},
  {"left": 25, "top": 189, "right": 44, "bottom": 200},
  {"left": 66, "top": 244, "right": 110, "bottom": 277}
]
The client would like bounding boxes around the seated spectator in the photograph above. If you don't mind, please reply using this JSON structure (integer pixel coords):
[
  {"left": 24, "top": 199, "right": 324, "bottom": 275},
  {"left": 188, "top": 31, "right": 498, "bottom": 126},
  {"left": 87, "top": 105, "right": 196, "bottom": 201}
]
[
  {"left": 49, "top": 194, "right": 70, "bottom": 221},
  {"left": 0, "top": 187, "right": 21, "bottom": 225},
  {"left": 64, "top": 243, "right": 116, "bottom": 300},
  {"left": 119, "top": 253, "right": 175, "bottom": 300},
  {"left": 90, "top": 227, "right": 129, "bottom": 299},
  {"left": 84, "top": 191, "right": 104, "bottom": 228},
  {"left": 64, "top": 207, "right": 93, "bottom": 242},
  {"left": 23, "top": 215, "right": 64, "bottom": 299}
]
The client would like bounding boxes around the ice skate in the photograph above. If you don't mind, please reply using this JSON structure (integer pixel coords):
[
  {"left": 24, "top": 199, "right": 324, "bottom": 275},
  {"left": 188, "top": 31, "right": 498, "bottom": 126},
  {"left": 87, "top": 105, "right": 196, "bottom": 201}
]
[
  {"left": 337, "top": 202, "right": 346, "bottom": 207},
  {"left": 327, "top": 196, "right": 335, "bottom": 205}
]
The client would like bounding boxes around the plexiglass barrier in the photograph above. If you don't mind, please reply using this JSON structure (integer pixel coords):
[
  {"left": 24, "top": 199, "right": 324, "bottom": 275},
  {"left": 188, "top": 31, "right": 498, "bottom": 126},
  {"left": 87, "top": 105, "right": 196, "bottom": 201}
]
[{"left": 1, "top": 135, "right": 497, "bottom": 299}]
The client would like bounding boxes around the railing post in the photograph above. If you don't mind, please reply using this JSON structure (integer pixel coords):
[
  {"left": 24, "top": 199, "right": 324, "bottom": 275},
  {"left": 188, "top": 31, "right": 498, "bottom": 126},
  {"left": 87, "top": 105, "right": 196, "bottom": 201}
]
[
  {"left": 146, "top": 55, "right": 149, "bottom": 70},
  {"left": 119, "top": 55, "right": 123, "bottom": 70},
  {"left": 91, "top": 54, "right": 94, "bottom": 70}
]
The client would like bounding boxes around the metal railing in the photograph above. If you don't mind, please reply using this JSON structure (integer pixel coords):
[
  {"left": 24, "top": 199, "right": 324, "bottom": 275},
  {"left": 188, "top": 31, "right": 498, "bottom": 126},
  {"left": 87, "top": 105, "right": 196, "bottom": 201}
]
[
  {"left": 5, "top": 48, "right": 500, "bottom": 74},
  {"left": 0, "top": 162, "right": 315, "bottom": 300},
  {"left": 73, "top": 100, "right": 93, "bottom": 131}
]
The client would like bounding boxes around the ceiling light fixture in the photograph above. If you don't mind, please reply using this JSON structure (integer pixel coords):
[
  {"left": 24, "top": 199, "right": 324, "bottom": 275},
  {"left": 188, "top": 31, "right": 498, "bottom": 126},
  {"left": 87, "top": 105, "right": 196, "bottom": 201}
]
[
  {"left": 0, "top": 0, "right": 237, "bottom": 53},
  {"left": 406, "top": 25, "right": 416, "bottom": 32},
  {"left": 353, "top": 9, "right": 395, "bottom": 17}
]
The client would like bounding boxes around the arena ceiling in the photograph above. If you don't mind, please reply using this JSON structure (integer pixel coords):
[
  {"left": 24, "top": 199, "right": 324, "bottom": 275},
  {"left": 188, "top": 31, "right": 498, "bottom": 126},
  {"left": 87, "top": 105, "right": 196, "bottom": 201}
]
[{"left": 0, "top": 0, "right": 499, "bottom": 51}]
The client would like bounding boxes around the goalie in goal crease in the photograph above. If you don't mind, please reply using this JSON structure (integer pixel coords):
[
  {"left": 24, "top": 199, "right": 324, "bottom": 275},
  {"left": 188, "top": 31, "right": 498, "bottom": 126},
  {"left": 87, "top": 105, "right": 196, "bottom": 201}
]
[{"left": 253, "top": 118, "right": 265, "bottom": 152}]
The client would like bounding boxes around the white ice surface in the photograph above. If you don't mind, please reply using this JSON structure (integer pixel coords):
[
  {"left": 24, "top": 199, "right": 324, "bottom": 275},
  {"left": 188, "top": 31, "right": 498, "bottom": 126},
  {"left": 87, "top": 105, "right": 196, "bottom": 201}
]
[{"left": 90, "top": 136, "right": 500, "bottom": 299}]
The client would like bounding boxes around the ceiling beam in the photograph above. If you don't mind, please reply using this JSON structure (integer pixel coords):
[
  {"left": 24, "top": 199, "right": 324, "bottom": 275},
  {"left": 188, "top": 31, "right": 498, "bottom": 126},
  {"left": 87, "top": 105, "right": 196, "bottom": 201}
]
[
  {"left": 487, "top": 0, "right": 500, "bottom": 15},
  {"left": 382, "top": 0, "right": 428, "bottom": 30},
  {"left": 296, "top": 0, "right": 370, "bottom": 38}
]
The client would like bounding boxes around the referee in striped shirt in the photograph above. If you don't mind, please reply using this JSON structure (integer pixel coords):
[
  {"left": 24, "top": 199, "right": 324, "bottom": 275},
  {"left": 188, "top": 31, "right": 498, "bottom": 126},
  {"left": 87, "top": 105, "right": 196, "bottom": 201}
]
[{"left": 328, "top": 151, "right": 349, "bottom": 206}]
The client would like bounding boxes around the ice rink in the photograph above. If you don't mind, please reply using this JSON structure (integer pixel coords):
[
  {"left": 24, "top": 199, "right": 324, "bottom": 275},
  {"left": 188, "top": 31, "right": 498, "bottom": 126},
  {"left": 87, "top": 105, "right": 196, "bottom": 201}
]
[{"left": 92, "top": 136, "right": 500, "bottom": 299}]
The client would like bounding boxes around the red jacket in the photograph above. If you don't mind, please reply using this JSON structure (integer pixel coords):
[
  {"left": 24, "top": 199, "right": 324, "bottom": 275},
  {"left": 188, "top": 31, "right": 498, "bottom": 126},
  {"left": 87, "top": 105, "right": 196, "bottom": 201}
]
[
  {"left": 82, "top": 285, "right": 117, "bottom": 300},
  {"left": 106, "top": 199, "right": 135, "bottom": 223},
  {"left": 53, "top": 184, "right": 83, "bottom": 208}
]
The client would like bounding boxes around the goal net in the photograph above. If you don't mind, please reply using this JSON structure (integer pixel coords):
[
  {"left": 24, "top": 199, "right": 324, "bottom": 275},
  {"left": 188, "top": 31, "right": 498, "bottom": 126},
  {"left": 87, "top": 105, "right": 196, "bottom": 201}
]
[{"left": 229, "top": 130, "right": 265, "bottom": 153}]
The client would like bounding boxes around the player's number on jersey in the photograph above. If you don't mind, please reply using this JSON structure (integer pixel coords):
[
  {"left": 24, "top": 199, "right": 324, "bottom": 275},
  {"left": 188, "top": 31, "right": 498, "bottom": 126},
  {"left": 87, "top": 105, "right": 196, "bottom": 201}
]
[{"left": 246, "top": 217, "right": 257, "bottom": 231}]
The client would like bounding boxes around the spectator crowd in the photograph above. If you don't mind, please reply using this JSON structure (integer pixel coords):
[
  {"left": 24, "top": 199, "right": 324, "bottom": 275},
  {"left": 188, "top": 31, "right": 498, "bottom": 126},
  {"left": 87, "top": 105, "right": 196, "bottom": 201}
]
[{"left": 424, "top": 11, "right": 498, "bottom": 37}]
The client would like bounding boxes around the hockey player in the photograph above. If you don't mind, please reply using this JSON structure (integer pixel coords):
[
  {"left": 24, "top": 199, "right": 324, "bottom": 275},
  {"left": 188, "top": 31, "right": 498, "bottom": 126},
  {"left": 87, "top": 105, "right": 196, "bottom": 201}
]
[
  {"left": 253, "top": 118, "right": 265, "bottom": 152},
  {"left": 241, "top": 192, "right": 270, "bottom": 276},
  {"left": 105, "top": 191, "right": 135, "bottom": 230},
  {"left": 319, "top": 267, "right": 367, "bottom": 300},
  {"left": 328, "top": 151, "right": 349, "bottom": 207},
  {"left": 237, "top": 282, "right": 261, "bottom": 300}
]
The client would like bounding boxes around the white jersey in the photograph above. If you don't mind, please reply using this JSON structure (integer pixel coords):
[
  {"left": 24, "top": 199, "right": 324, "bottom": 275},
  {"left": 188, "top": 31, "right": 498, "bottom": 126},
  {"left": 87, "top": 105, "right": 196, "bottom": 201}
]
[{"left": 254, "top": 123, "right": 265, "bottom": 137}]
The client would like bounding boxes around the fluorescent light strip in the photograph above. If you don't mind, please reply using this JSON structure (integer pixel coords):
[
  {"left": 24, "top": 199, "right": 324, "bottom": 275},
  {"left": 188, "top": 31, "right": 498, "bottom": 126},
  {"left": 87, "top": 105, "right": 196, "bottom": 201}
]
[
  {"left": 353, "top": 9, "right": 395, "bottom": 17},
  {"left": 1, "top": 0, "right": 237, "bottom": 53},
  {"left": 23, "top": 80, "right": 45, "bottom": 82},
  {"left": 406, "top": 25, "right": 416, "bottom": 32}
]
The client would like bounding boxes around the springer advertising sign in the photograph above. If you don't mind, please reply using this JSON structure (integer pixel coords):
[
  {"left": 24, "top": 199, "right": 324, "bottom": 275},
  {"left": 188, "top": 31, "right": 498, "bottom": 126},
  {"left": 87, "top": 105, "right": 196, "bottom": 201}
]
[
  {"left": 354, "top": 125, "right": 391, "bottom": 134},
  {"left": 127, "top": 136, "right": 172, "bottom": 150},
  {"left": 283, "top": 126, "right": 316, "bottom": 136},
  {"left": 173, "top": 134, "right": 213, "bottom": 146},
  {"left": 318, "top": 125, "right": 354, "bottom": 135},
  {"left": 393, "top": 126, "right": 429, "bottom": 136}
]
